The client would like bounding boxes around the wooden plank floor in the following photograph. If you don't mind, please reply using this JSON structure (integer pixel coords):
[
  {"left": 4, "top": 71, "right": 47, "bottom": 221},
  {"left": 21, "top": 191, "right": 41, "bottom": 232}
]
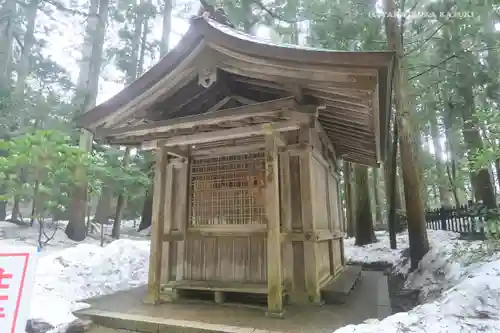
[{"left": 76, "top": 269, "right": 390, "bottom": 333}]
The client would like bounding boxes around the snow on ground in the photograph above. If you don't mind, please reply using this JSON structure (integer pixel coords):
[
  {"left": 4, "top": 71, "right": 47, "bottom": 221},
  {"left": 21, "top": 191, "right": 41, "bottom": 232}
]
[
  {"left": 0, "top": 218, "right": 150, "bottom": 331},
  {"left": 338, "top": 231, "right": 500, "bottom": 333},
  {"left": 344, "top": 230, "right": 460, "bottom": 273},
  {"left": 3, "top": 217, "right": 500, "bottom": 333},
  {"left": 31, "top": 238, "right": 150, "bottom": 327}
]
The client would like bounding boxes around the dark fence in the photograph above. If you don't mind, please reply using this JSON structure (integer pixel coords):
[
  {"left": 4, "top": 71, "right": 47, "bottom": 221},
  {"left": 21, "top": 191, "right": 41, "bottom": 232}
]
[{"left": 423, "top": 202, "right": 489, "bottom": 238}]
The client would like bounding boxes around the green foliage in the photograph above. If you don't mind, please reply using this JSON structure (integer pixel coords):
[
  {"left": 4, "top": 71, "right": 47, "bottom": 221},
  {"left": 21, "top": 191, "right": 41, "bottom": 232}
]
[
  {"left": 0, "top": 130, "right": 150, "bottom": 220},
  {"left": 0, "top": 130, "right": 93, "bottom": 214},
  {"left": 469, "top": 109, "right": 500, "bottom": 171}
]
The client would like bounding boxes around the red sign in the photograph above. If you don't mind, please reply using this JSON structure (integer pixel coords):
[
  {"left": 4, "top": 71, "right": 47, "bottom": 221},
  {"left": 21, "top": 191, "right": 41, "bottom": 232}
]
[{"left": 0, "top": 249, "right": 37, "bottom": 333}]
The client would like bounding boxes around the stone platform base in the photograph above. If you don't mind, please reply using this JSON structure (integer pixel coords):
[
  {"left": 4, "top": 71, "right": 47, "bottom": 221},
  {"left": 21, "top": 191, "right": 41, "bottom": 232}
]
[{"left": 75, "top": 270, "right": 390, "bottom": 333}]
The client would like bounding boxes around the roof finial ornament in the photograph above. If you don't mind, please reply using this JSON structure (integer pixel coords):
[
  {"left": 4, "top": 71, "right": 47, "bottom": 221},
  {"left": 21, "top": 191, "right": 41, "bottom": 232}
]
[{"left": 196, "top": 0, "right": 235, "bottom": 28}]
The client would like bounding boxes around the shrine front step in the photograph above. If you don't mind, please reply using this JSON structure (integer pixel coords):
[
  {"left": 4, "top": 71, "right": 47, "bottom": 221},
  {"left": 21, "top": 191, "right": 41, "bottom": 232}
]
[
  {"left": 321, "top": 265, "right": 362, "bottom": 304},
  {"left": 75, "top": 308, "right": 282, "bottom": 333}
]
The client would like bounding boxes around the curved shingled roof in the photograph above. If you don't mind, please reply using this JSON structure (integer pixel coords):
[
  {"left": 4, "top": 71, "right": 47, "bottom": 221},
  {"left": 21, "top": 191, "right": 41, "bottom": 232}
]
[{"left": 76, "top": 16, "right": 395, "bottom": 166}]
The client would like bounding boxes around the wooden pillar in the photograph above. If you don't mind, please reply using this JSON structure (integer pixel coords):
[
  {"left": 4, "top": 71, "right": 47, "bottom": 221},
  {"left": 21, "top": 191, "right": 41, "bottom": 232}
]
[
  {"left": 279, "top": 150, "right": 294, "bottom": 297},
  {"left": 175, "top": 155, "right": 190, "bottom": 283},
  {"left": 160, "top": 161, "right": 174, "bottom": 284},
  {"left": 299, "top": 127, "right": 322, "bottom": 304},
  {"left": 145, "top": 147, "right": 168, "bottom": 304},
  {"left": 265, "top": 134, "right": 284, "bottom": 317}
]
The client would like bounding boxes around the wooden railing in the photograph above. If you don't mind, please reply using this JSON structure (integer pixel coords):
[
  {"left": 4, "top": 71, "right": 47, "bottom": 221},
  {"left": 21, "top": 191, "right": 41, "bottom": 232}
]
[{"left": 402, "top": 202, "right": 493, "bottom": 238}]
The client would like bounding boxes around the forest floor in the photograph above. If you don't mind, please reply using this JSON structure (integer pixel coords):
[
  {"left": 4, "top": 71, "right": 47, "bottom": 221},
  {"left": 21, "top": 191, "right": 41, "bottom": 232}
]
[{"left": 1, "top": 218, "right": 499, "bottom": 333}]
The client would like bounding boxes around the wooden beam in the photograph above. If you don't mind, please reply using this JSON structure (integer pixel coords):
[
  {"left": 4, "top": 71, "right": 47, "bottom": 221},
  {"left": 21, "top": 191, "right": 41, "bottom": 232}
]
[
  {"left": 313, "top": 118, "right": 336, "bottom": 157},
  {"left": 232, "top": 95, "right": 258, "bottom": 105},
  {"left": 145, "top": 148, "right": 168, "bottom": 304},
  {"left": 342, "top": 155, "right": 377, "bottom": 167},
  {"left": 220, "top": 63, "right": 377, "bottom": 89},
  {"left": 163, "top": 121, "right": 301, "bottom": 147},
  {"left": 307, "top": 83, "right": 374, "bottom": 97},
  {"left": 191, "top": 143, "right": 264, "bottom": 157},
  {"left": 163, "top": 146, "right": 188, "bottom": 158},
  {"left": 205, "top": 95, "right": 258, "bottom": 114},
  {"left": 307, "top": 91, "right": 370, "bottom": 109},
  {"left": 205, "top": 96, "right": 232, "bottom": 114},
  {"left": 265, "top": 134, "right": 284, "bottom": 317},
  {"left": 99, "top": 97, "right": 298, "bottom": 139},
  {"left": 318, "top": 113, "right": 370, "bottom": 128},
  {"left": 231, "top": 76, "right": 288, "bottom": 91},
  {"left": 320, "top": 123, "right": 375, "bottom": 141},
  {"left": 140, "top": 140, "right": 158, "bottom": 151}
]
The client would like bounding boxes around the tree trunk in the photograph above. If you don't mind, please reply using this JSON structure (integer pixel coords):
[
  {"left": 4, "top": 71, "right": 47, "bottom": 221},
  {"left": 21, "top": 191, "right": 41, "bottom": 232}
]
[
  {"left": 457, "top": 52, "right": 497, "bottom": 209},
  {"left": 160, "top": 0, "right": 172, "bottom": 56},
  {"left": 483, "top": 8, "right": 500, "bottom": 193},
  {"left": 383, "top": 129, "right": 404, "bottom": 231},
  {"left": 112, "top": 147, "right": 132, "bottom": 238},
  {"left": 11, "top": 0, "right": 39, "bottom": 221},
  {"left": 428, "top": 108, "right": 451, "bottom": 206},
  {"left": 354, "top": 165, "right": 376, "bottom": 245},
  {"left": 66, "top": 0, "right": 109, "bottom": 241},
  {"left": 384, "top": 0, "right": 429, "bottom": 270},
  {"left": 138, "top": 185, "right": 153, "bottom": 232},
  {"left": 343, "top": 162, "right": 355, "bottom": 237},
  {"left": 95, "top": 186, "right": 113, "bottom": 225},
  {"left": 372, "top": 167, "right": 383, "bottom": 226},
  {"left": 441, "top": 93, "right": 461, "bottom": 207},
  {"left": 0, "top": 0, "right": 15, "bottom": 89},
  {"left": 0, "top": 0, "right": 16, "bottom": 220}
]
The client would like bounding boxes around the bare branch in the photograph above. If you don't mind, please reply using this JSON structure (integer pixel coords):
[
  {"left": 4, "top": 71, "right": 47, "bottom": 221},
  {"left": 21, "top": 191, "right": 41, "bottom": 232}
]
[
  {"left": 404, "top": 22, "right": 444, "bottom": 56},
  {"left": 409, "top": 46, "right": 500, "bottom": 81}
]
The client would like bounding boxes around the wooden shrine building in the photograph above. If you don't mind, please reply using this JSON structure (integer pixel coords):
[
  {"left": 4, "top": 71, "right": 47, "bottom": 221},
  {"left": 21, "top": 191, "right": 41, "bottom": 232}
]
[{"left": 76, "top": 15, "right": 394, "bottom": 317}]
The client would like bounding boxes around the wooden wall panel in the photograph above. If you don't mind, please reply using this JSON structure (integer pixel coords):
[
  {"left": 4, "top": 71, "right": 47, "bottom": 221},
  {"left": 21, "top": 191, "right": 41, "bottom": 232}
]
[
  {"left": 332, "top": 240, "right": 344, "bottom": 274},
  {"left": 183, "top": 235, "right": 267, "bottom": 283},
  {"left": 171, "top": 167, "right": 182, "bottom": 231},
  {"left": 290, "top": 155, "right": 303, "bottom": 231},
  {"left": 292, "top": 241, "right": 305, "bottom": 292},
  {"left": 311, "top": 157, "right": 329, "bottom": 229},
  {"left": 327, "top": 174, "right": 342, "bottom": 232},
  {"left": 160, "top": 242, "right": 176, "bottom": 282},
  {"left": 316, "top": 241, "right": 331, "bottom": 284},
  {"left": 159, "top": 158, "right": 189, "bottom": 284}
]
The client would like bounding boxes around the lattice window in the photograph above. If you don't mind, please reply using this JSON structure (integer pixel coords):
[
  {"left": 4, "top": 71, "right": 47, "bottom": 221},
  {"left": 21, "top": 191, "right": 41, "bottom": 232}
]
[{"left": 190, "top": 151, "right": 266, "bottom": 226}]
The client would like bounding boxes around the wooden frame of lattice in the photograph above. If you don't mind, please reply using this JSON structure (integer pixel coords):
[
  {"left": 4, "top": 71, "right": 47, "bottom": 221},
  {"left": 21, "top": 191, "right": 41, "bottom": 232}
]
[{"left": 189, "top": 150, "right": 267, "bottom": 226}]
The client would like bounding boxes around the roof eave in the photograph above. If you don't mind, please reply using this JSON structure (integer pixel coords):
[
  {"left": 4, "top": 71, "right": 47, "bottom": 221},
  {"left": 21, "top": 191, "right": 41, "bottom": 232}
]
[{"left": 74, "top": 26, "right": 205, "bottom": 130}]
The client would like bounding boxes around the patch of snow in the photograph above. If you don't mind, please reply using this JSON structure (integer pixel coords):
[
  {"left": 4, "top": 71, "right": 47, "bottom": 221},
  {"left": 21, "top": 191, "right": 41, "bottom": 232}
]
[
  {"left": 336, "top": 231, "right": 500, "bottom": 333},
  {"left": 344, "top": 230, "right": 459, "bottom": 274},
  {"left": 30, "top": 239, "right": 150, "bottom": 327},
  {"left": 0, "top": 218, "right": 150, "bottom": 331}
]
